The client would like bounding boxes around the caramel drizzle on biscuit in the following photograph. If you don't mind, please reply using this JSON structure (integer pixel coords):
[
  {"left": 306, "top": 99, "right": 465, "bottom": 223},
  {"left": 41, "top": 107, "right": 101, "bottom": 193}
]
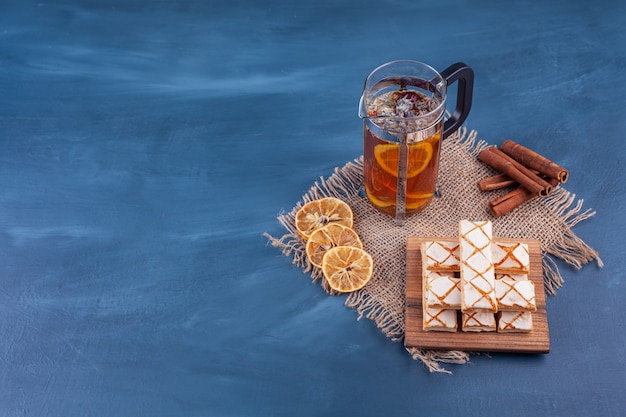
[
  {"left": 497, "top": 279, "right": 536, "bottom": 310},
  {"left": 460, "top": 221, "right": 497, "bottom": 311},
  {"left": 499, "top": 311, "right": 527, "bottom": 330},
  {"left": 427, "top": 275, "right": 460, "bottom": 307},
  {"left": 463, "top": 311, "right": 494, "bottom": 328},
  {"left": 493, "top": 242, "right": 528, "bottom": 271},
  {"left": 425, "top": 308, "right": 454, "bottom": 328},
  {"left": 425, "top": 241, "right": 460, "bottom": 270}
]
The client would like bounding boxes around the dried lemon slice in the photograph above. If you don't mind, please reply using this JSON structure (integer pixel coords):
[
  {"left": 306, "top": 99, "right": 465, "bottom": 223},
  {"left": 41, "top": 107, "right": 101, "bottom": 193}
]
[
  {"left": 305, "top": 224, "right": 363, "bottom": 268},
  {"left": 295, "top": 197, "right": 353, "bottom": 240},
  {"left": 374, "top": 140, "right": 433, "bottom": 178},
  {"left": 321, "top": 246, "right": 373, "bottom": 293}
]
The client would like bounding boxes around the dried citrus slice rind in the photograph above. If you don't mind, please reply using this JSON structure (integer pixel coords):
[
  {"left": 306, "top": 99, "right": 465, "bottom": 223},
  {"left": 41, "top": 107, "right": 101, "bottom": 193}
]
[
  {"left": 374, "top": 141, "right": 433, "bottom": 178},
  {"left": 305, "top": 224, "right": 363, "bottom": 268},
  {"left": 321, "top": 246, "right": 373, "bottom": 293},
  {"left": 295, "top": 197, "right": 353, "bottom": 240}
]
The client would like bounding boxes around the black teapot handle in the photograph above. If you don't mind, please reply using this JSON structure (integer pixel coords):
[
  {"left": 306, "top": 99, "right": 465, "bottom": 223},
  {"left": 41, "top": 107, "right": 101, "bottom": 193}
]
[{"left": 441, "top": 63, "right": 474, "bottom": 139}]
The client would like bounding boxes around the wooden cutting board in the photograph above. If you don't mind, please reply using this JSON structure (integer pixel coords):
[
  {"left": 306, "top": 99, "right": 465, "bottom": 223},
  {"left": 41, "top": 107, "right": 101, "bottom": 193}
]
[{"left": 405, "top": 236, "right": 550, "bottom": 353}]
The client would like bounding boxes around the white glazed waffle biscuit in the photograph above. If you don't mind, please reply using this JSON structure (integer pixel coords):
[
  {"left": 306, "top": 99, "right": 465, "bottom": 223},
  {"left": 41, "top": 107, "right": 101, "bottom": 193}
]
[
  {"left": 496, "top": 276, "right": 536, "bottom": 311},
  {"left": 492, "top": 242, "right": 530, "bottom": 274},
  {"left": 422, "top": 240, "right": 460, "bottom": 272},
  {"left": 461, "top": 311, "right": 496, "bottom": 332},
  {"left": 497, "top": 311, "right": 533, "bottom": 332},
  {"left": 495, "top": 273, "right": 528, "bottom": 281},
  {"left": 424, "top": 271, "right": 461, "bottom": 309},
  {"left": 423, "top": 240, "right": 529, "bottom": 274},
  {"left": 423, "top": 306, "right": 458, "bottom": 332},
  {"left": 459, "top": 220, "right": 497, "bottom": 313}
]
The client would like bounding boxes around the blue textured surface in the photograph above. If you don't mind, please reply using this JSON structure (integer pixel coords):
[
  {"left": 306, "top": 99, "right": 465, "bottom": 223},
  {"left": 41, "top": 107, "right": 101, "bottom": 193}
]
[{"left": 1, "top": 1, "right": 624, "bottom": 416}]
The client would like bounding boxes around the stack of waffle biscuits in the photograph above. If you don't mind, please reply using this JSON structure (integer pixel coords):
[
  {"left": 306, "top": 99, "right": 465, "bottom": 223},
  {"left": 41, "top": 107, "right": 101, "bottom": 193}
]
[{"left": 422, "top": 220, "right": 536, "bottom": 333}]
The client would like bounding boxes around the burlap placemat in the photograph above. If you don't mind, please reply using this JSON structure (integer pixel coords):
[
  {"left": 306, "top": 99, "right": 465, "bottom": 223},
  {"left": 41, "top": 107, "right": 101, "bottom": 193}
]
[{"left": 265, "top": 127, "right": 603, "bottom": 373}]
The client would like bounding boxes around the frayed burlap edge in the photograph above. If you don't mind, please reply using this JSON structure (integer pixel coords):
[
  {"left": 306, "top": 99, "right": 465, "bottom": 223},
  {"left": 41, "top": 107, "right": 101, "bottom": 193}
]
[{"left": 264, "top": 127, "right": 603, "bottom": 374}]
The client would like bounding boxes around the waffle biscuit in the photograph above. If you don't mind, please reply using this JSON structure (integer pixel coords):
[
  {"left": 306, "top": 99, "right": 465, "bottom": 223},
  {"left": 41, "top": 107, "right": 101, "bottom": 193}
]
[
  {"left": 423, "top": 240, "right": 530, "bottom": 275},
  {"left": 496, "top": 276, "right": 536, "bottom": 312},
  {"left": 421, "top": 240, "right": 460, "bottom": 272},
  {"left": 461, "top": 311, "right": 496, "bottom": 332},
  {"left": 423, "top": 307, "right": 458, "bottom": 332},
  {"left": 492, "top": 242, "right": 529, "bottom": 274},
  {"left": 459, "top": 220, "right": 497, "bottom": 313},
  {"left": 497, "top": 311, "right": 533, "bottom": 332},
  {"left": 496, "top": 273, "right": 528, "bottom": 281},
  {"left": 424, "top": 271, "right": 461, "bottom": 309}
]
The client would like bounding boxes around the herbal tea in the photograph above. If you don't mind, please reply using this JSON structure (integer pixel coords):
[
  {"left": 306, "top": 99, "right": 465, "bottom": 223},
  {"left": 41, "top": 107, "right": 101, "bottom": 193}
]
[
  {"left": 363, "top": 89, "right": 442, "bottom": 216},
  {"left": 359, "top": 61, "right": 474, "bottom": 221}
]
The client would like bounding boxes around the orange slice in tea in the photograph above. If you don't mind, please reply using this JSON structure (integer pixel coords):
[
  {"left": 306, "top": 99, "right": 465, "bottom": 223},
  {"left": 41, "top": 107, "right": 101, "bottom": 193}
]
[
  {"left": 295, "top": 197, "right": 354, "bottom": 240},
  {"left": 305, "top": 224, "right": 363, "bottom": 268},
  {"left": 364, "top": 190, "right": 395, "bottom": 208},
  {"left": 374, "top": 141, "right": 433, "bottom": 178},
  {"left": 367, "top": 187, "right": 435, "bottom": 207},
  {"left": 321, "top": 246, "right": 373, "bottom": 293},
  {"left": 366, "top": 190, "right": 434, "bottom": 211}
]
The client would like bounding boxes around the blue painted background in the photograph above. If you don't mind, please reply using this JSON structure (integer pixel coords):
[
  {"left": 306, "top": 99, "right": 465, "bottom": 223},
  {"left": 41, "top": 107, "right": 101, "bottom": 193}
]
[{"left": 1, "top": 1, "right": 624, "bottom": 416}]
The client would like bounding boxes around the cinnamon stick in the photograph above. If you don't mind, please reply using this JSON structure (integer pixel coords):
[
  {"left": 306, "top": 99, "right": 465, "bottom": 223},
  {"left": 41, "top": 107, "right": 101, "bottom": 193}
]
[
  {"left": 500, "top": 139, "right": 569, "bottom": 183},
  {"left": 491, "top": 147, "right": 554, "bottom": 196},
  {"left": 478, "top": 147, "right": 552, "bottom": 197},
  {"left": 488, "top": 187, "right": 535, "bottom": 218},
  {"left": 478, "top": 173, "right": 516, "bottom": 191},
  {"left": 489, "top": 177, "right": 559, "bottom": 217}
]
